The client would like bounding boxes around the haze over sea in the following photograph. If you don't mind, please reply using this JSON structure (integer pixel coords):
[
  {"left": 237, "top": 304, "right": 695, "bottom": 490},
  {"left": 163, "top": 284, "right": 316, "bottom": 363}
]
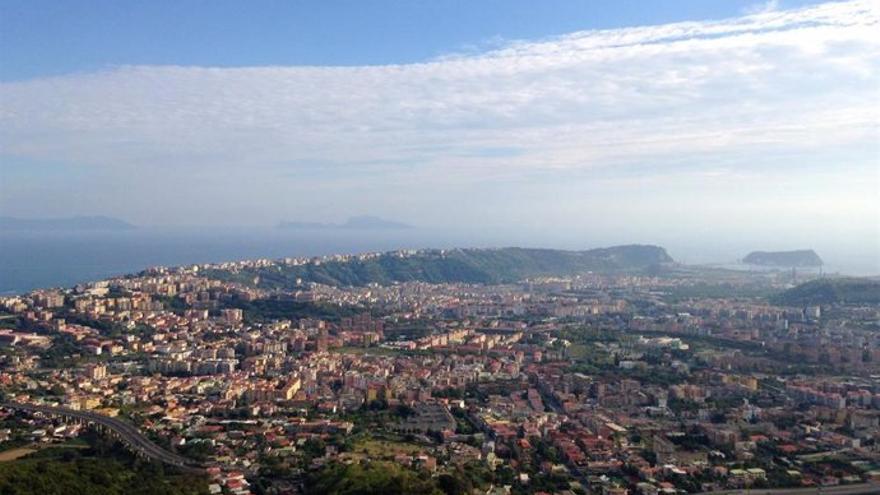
[{"left": 1, "top": 228, "right": 877, "bottom": 295}]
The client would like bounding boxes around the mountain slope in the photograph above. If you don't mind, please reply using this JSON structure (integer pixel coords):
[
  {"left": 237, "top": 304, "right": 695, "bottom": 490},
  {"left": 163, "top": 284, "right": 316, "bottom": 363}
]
[{"left": 205, "top": 245, "right": 673, "bottom": 288}]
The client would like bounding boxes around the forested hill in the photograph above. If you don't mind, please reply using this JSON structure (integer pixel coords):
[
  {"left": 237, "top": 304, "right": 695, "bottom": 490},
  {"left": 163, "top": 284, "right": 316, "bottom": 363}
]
[
  {"left": 771, "top": 277, "right": 880, "bottom": 306},
  {"left": 204, "top": 245, "right": 673, "bottom": 288}
]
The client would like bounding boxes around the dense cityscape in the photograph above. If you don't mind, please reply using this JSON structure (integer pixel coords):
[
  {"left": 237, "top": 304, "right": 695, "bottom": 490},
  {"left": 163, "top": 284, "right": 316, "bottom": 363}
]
[
  {"left": 2, "top": 1, "right": 879, "bottom": 494},
  {"left": 0, "top": 247, "right": 878, "bottom": 495}
]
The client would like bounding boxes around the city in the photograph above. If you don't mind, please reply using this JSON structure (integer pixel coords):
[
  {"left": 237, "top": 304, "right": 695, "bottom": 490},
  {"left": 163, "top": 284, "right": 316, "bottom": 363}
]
[
  {"left": 0, "top": 247, "right": 878, "bottom": 494},
  {"left": 1, "top": 0, "right": 878, "bottom": 494}
]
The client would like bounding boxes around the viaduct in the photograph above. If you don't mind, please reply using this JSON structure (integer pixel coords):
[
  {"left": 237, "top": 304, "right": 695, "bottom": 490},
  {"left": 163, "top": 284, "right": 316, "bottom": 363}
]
[{"left": 2, "top": 402, "right": 204, "bottom": 473}]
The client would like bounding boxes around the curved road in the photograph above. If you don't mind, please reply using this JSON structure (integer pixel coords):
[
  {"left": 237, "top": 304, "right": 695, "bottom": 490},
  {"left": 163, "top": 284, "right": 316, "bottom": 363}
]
[{"left": 2, "top": 402, "right": 202, "bottom": 471}]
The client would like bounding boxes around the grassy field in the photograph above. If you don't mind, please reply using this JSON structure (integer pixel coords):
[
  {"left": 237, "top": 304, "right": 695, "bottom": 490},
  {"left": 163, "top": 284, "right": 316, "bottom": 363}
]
[
  {"left": 0, "top": 446, "right": 36, "bottom": 462},
  {"left": 566, "top": 343, "right": 591, "bottom": 360},
  {"left": 0, "top": 441, "right": 89, "bottom": 462},
  {"left": 351, "top": 439, "right": 426, "bottom": 459}
]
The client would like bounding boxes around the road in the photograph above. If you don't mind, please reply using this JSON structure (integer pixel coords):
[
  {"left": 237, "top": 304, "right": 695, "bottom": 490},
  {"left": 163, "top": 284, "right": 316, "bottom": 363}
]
[
  {"left": 697, "top": 482, "right": 880, "bottom": 495},
  {"left": 2, "top": 402, "right": 202, "bottom": 472}
]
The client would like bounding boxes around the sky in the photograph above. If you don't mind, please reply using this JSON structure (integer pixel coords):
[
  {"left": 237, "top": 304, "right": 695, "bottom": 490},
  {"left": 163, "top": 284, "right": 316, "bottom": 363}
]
[{"left": 0, "top": 0, "right": 878, "bottom": 265}]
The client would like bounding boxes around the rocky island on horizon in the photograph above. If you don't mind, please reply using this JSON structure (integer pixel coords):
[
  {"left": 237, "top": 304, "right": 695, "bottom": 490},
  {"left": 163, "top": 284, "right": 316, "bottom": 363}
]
[{"left": 743, "top": 249, "right": 824, "bottom": 268}]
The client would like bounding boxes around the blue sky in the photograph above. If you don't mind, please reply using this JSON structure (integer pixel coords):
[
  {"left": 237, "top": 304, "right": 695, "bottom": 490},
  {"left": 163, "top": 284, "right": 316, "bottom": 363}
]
[
  {"left": 0, "top": 0, "right": 878, "bottom": 270},
  {"left": 2, "top": 0, "right": 826, "bottom": 80}
]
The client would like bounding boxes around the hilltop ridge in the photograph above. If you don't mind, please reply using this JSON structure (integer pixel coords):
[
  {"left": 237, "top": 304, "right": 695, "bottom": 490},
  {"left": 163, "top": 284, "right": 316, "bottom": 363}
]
[{"left": 205, "top": 244, "right": 674, "bottom": 288}]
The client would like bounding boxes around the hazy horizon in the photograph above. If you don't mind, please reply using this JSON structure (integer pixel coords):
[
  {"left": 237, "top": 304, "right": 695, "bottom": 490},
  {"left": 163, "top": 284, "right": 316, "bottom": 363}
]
[
  {"left": 2, "top": 213, "right": 878, "bottom": 276},
  {"left": 2, "top": 0, "right": 879, "bottom": 275},
  {"left": 1, "top": 224, "right": 877, "bottom": 296}
]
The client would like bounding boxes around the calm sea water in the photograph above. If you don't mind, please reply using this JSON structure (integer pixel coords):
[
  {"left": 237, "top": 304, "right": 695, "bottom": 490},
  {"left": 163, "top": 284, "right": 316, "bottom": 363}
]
[
  {"left": 0, "top": 228, "right": 461, "bottom": 295},
  {"left": 1, "top": 228, "right": 876, "bottom": 294}
]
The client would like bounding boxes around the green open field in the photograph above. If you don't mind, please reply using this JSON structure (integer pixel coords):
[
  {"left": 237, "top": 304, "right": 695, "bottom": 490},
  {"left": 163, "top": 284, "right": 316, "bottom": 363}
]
[{"left": 351, "top": 438, "right": 426, "bottom": 458}]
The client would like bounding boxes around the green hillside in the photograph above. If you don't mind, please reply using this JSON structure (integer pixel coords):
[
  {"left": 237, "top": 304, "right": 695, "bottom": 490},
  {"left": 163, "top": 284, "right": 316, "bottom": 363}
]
[
  {"left": 771, "top": 277, "right": 880, "bottom": 306},
  {"left": 204, "top": 245, "right": 673, "bottom": 289},
  {"left": 0, "top": 431, "right": 207, "bottom": 495}
]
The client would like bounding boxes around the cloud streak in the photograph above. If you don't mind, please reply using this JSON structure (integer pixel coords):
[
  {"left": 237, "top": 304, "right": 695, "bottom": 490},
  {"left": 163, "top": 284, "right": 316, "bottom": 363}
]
[{"left": 0, "top": 0, "right": 877, "bottom": 233}]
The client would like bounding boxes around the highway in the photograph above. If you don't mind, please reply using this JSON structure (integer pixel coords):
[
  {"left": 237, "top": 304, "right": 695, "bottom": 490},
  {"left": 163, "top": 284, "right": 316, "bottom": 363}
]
[
  {"left": 696, "top": 482, "right": 880, "bottom": 495},
  {"left": 2, "top": 402, "right": 202, "bottom": 472}
]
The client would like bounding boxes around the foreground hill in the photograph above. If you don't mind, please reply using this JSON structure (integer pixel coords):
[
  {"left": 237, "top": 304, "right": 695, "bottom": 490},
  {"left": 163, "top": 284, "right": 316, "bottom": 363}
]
[
  {"left": 0, "top": 430, "right": 207, "bottom": 495},
  {"left": 206, "top": 245, "right": 673, "bottom": 288},
  {"left": 743, "top": 249, "right": 822, "bottom": 267},
  {"left": 771, "top": 277, "right": 880, "bottom": 306}
]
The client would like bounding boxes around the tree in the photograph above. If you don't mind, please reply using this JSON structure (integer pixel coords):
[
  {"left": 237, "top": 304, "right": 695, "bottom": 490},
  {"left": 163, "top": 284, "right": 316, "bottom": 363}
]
[
  {"left": 437, "top": 473, "right": 472, "bottom": 495},
  {"left": 305, "top": 461, "right": 443, "bottom": 495}
]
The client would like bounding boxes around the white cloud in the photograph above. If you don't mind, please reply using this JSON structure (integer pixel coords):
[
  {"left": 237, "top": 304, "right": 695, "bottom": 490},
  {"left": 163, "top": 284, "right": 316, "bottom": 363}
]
[
  {"left": 744, "top": 0, "right": 781, "bottom": 15},
  {"left": 0, "top": 0, "right": 878, "bottom": 230}
]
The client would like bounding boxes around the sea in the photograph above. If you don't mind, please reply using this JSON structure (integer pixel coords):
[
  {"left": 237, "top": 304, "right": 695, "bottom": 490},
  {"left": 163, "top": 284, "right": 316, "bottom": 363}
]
[
  {"left": 1, "top": 228, "right": 877, "bottom": 295},
  {"left": 0, "top": 228, "right": 461, "bottom": 295}
]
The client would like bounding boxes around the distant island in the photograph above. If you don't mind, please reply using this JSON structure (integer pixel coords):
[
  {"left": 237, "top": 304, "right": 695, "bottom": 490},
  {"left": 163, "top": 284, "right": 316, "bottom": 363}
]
[
  {"left": 278, "top": 215, "right": 413, "bottom": 230},
  {"left": 205, "top": 244, "right": 674, "bottom": 288},
  {"left": 743, "top": 249, "right": 823, "bottom": 268},
  {"left": 0, "top": 215, "right": 136, "bottom": 231}
]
